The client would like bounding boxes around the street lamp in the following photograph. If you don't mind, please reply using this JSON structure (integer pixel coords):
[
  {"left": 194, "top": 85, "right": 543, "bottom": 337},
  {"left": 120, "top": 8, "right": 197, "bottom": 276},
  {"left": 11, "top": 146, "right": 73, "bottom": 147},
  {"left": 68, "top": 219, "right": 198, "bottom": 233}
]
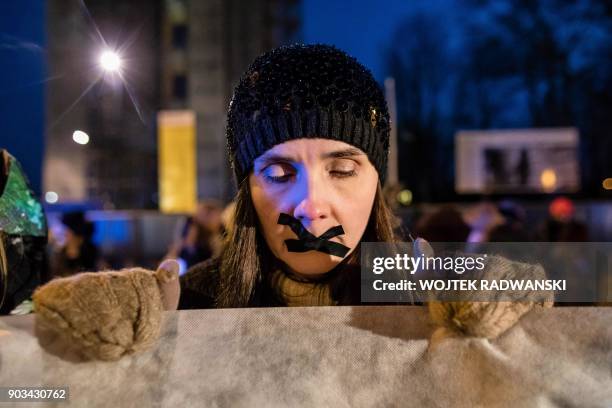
[{"left": 99, "top": 50, "right": 122, "bottom": 72}]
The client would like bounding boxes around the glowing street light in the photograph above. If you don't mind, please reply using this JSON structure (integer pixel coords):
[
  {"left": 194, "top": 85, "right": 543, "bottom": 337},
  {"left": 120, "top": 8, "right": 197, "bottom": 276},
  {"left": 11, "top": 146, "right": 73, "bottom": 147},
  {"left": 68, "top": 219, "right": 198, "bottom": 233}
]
[
  {"left": 99, "top": 50, "right": 122, "bottom": 72},
  {"left": 72, "top": 130, "right": 90, "bottom": 145}
]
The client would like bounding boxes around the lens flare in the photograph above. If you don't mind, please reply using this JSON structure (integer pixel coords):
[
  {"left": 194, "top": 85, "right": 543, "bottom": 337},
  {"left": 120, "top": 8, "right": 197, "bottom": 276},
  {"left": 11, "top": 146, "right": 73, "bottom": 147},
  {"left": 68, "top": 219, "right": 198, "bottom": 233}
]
[
  {"left": 99, "top": 50, "right": 121, "bottom": 72},
  {"left": 100, "top": 50, "right": 121, "bottom": 72}
]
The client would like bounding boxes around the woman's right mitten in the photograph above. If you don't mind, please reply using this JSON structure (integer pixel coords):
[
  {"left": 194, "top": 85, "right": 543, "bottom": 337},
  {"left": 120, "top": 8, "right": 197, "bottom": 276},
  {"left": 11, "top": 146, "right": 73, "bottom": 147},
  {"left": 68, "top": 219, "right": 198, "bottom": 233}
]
[{"left": 32, "top": 260, "right": 180, "bottom": 361}]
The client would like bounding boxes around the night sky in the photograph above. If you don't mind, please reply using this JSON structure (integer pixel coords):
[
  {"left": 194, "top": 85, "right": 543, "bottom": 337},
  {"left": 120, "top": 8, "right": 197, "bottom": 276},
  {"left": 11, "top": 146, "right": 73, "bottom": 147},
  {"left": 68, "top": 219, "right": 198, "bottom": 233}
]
[
  {"left": 302, "top": 0, "right": 448, "bottom": 81},
  {"left": 0, "top": 1, "right": 46, "bottom": 194}
]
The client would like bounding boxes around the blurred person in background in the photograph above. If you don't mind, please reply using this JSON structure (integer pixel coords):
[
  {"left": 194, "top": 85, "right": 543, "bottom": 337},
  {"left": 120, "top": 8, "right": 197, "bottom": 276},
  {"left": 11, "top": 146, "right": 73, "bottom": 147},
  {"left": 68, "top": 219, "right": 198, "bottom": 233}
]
[
  {"left": 52, "top": 211, "right": 99, "bottom": 277},
  {"left": 488, "top": 200, "right": 530, "bottom": 242},
  {"left": 414, "top": 205, "right": 471, "bottom": 243},
  {"left": 536, "top": 197, "right": 592, "bottom": 303},
  {"left": 537, "top": 197, "right": 588, "bottom": 242},
  {"left": 167, "top": 200, "right": 225, "bottom": 270},
  {"left": 464, "top": 202, "right": 505, "bottom": 243}
]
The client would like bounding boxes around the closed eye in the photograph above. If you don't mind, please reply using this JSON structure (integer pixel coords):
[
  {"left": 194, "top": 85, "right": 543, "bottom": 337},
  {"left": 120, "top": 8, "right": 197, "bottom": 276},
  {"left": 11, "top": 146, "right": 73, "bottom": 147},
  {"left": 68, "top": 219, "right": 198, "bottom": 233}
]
[
  {"left": 262, "top": 162, "right": 296, "bottom": 183},
  {"left": 328, "top": 159, "right": 358, "bottom": 179},
  {"left": 330, "top": 169, "right": 357, "bottom": 178}
]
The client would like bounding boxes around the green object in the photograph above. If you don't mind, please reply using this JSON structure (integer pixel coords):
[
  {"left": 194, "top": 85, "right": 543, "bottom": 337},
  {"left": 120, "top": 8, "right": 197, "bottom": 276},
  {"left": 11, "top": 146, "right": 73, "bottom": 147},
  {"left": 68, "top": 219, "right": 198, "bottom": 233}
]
[
  {"left": 9, "top": 299, "right": 34, "bottom": 315},
  {"left": 0, "top": 153, "right": 46, "bottom": 237}
]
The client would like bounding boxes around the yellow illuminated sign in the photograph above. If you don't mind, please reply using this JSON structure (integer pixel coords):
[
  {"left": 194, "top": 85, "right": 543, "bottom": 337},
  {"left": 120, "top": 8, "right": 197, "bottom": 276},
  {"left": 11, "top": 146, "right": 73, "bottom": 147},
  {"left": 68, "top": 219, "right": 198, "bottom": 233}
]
[{"left": 157, "top": 110, "right": 197, "bottom": 214}]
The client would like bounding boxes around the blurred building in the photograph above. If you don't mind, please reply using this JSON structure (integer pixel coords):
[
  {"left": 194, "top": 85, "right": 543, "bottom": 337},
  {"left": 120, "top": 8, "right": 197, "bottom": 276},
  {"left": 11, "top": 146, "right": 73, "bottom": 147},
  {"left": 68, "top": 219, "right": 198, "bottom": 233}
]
[
  {"left": 45, "top": 0, "right": 161, "bottom": 209},
  {"left": 161, "top": 0, "right": 301, "bottom": 200},
  {"left": 45, "top": 0, "right": 91, "bottom": 204},
  {"left": 44, "top": 0, "right": 301, "bottom": 209}
]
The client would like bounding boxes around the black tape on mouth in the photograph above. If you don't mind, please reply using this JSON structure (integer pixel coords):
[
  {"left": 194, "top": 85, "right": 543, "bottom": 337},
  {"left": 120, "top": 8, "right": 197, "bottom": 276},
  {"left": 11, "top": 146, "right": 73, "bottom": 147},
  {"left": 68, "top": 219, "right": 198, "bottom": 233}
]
[{"left": 277, "top": 213, "right": 351, "bottom": 258}]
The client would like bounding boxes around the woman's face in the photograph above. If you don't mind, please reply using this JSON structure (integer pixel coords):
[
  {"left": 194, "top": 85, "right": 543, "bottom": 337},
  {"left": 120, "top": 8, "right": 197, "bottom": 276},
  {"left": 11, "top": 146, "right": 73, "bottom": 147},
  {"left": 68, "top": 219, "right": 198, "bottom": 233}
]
[{"left": 249, "top": 138, "right": 379, "bottom": 278}]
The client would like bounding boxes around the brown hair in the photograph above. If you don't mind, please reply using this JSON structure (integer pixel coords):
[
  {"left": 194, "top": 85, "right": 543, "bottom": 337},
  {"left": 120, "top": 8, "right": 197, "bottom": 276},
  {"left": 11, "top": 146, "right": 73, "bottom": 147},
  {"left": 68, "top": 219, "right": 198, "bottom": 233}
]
[{"left": 216, "top": 179, "right": 397, "bottom": 307}]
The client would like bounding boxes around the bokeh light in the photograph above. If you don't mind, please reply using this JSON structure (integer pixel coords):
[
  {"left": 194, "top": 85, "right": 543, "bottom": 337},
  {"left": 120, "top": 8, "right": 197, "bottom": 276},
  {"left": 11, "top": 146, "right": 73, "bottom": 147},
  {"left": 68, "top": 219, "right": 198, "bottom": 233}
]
[
  {"left": 44, "top": 191, "right": 59, "bottom": 204},
  {"left": 397, "top": 189, "right": 413, "bottom": 206},
  {"left": 72, "top": 130, "right": 90, "bottom": 145},
  {"left": 540, "top": 169, "right": 557, "bottom": 192}
]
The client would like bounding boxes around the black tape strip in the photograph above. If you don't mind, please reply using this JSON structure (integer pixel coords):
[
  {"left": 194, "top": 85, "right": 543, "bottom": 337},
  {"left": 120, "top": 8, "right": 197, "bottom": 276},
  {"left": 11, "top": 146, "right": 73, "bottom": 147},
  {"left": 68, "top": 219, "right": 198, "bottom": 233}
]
[{"left": 277, "top": 213, "right": 350, "bottom": 257}]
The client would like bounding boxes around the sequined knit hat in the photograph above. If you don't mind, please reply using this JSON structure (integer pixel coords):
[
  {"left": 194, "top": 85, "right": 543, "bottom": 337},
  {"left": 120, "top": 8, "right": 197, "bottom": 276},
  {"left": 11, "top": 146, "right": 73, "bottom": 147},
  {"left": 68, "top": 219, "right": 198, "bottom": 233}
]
[{"left": 227, "top": 44, "right": 390, "bottom": 184}]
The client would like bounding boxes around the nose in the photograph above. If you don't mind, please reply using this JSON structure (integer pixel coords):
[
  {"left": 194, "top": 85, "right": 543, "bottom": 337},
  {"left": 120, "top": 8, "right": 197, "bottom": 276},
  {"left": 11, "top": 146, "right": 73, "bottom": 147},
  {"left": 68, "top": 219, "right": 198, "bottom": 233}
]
[{"left": 293, "top": 171, "right": 331, "bottom": 224}]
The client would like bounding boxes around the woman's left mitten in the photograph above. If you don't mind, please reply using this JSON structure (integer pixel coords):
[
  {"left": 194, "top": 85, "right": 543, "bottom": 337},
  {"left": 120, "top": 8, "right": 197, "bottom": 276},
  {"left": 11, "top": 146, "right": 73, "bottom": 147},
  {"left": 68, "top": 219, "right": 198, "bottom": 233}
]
[{"left": 428, "top": 255, "right": 554, "bottom": 347}]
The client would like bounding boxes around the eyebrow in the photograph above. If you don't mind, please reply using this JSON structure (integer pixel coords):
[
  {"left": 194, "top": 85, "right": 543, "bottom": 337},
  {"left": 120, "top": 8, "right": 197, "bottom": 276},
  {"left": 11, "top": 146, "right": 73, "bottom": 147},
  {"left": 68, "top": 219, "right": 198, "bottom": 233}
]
[
  {"left": 322, "top": 148, "right": 364, "bottom": 159},
  {"left": 257, "top": 148, "right": 364, "bottom": 165}
]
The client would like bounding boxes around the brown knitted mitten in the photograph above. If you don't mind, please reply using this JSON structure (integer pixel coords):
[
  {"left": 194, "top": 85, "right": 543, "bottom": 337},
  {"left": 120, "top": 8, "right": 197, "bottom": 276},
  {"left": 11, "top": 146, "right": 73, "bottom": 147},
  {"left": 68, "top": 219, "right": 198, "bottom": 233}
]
[
  {"left": 428, "top": 255, "right": 554, "bottom": 349},
  {"left": 32, "top": 259, "right": 180, "bottom": 361}
]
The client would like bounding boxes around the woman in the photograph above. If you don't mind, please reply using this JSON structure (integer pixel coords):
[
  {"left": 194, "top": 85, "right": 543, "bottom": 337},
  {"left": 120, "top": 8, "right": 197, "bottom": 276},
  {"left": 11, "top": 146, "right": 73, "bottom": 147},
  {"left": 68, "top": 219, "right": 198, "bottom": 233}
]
[
  {"left": 32, "top": 45, "right": 550, "bottom": 361},
  {"left": 180, "top": 44, "right": 395, "bottom": 308}
]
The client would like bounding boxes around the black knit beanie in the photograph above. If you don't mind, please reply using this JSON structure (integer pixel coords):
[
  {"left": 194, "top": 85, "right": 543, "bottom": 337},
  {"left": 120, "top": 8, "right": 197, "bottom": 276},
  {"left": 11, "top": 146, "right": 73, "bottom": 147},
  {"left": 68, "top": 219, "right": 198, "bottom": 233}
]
[{"left": 227, "top": 44, "right": 390, "bottom": 184}]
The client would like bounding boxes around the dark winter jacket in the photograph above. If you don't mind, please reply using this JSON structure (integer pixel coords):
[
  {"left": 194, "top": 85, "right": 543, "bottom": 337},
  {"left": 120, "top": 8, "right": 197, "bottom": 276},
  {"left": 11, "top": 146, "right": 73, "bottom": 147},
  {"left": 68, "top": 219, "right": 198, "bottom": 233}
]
[{"left": 178, "top": 259, "right": 221, "bottom": 309}]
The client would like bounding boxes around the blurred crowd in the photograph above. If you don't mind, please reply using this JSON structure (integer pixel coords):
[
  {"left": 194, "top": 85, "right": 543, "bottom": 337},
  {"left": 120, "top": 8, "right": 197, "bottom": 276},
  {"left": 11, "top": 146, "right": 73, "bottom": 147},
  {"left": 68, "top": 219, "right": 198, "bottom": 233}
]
[
  {"left": 45, "top": 195, "right": 591, "bottom": 280},
  {"left": 47, "top": 199, "right": 234, "bottom": 278},
  {"left": 412, "top": 196, "right": 589, "bottom": 244}
]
